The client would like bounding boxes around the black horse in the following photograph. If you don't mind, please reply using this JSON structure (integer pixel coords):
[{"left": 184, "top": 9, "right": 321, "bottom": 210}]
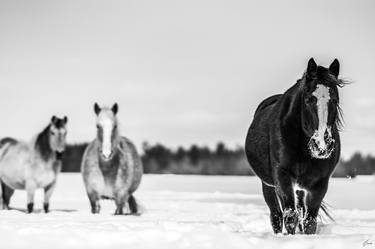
[{"left": 245, "top": 58, "right": 345, "bottom": 235}]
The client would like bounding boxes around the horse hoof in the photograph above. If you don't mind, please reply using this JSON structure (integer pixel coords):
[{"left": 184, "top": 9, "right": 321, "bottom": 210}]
[
  {"left": 114, "top": 208, "right": 124, "bottom": 215},
  {"left": 270, "top": 213, "right": 283, "bottom": 234},
  {"left": 90, "top": 203, "right": 101, "bottom": 214},
  {"left": 283, "top": 209, "right": 299, "bottom": 234},
  {"left": 44, "top": 203, "right": 49, "bottom": 213},
  {"left": 91, "top": 208, "right": 100, "bottom": 214},
  {"left": 303, "top": 217, "right": 317, "bottom": 234},
  {"left": 27, "top": 203, "right": 34, "bottom": 213}
]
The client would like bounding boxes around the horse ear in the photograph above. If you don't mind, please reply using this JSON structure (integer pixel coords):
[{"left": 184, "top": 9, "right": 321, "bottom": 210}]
[
  {"left": 112, "top": 103, "right": 118, "bottom": 115},
  {"left": 307, "top": 58, "right": 317, "bottom": 76},
  {"left": 329, "top": 58, "right": 340, "bottom": 78},
  {"left": 51, "top": 115, "right": 57, "bottom": 124},
  {"left": 94, "top": 103, "right": 101, "bottom": 115},
  {"left": 63, "top": 116, "right": 68, "bottom": 124}
]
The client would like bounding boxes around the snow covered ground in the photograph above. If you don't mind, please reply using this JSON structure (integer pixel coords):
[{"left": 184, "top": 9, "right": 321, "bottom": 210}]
[{"left": 2, "top": 174, "right": 375, "bottom": 249}]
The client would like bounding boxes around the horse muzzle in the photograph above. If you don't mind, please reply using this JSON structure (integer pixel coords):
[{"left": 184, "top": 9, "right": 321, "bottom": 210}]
[
  {"left": 308, "top": 130, "right": 335, "bottom": 159},
  {"left": 100, "top": 150, "right": 114, "bottom": 161}
]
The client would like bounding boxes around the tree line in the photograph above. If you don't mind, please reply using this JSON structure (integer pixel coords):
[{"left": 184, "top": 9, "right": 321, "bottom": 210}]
[{"left": 61, "top": 142, "right": 375, "bottom": 177}]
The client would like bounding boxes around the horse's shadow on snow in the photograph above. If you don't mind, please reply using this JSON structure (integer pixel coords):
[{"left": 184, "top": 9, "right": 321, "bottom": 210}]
[{"left": 8, "top": 206, "right": 77, "bottom": 213}]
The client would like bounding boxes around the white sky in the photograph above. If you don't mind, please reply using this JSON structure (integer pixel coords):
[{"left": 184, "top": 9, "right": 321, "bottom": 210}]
[{"left": 0, "top": 0, "right": 374, "bottom": 157}]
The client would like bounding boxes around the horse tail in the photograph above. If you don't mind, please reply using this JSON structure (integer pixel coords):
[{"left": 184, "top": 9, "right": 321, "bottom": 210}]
[
  {"left": 320, "top": 201, "right": 334, "bottom": 222},
  {"left": 0, "top": 138, "right": 18, "bottom": 161}
]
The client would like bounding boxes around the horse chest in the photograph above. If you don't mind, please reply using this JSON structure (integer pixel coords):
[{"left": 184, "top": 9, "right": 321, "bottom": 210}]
[
  {"left": 291, "top": 161, "right": 331, "bottom": 187},
  {"left": 98, "top": 164, "right": 125, "bottom": 198},
  {"left": 30, "top": 161, "right": 58, "bottom": 188},
  {"left": 98, "top": 173, "right": 123, "bottom": 199},
  {"left": 35, "top": 169, "right": 55, "bottom": 187}
]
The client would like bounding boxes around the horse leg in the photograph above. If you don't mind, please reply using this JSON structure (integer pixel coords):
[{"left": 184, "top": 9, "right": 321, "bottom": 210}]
[
  {"left": 262, "top": 182, "right": 282, "bottom": 233},
  {"left": 296, "top": 190, "right": 306, "bottom": 233},
  {"left": 303, "top": 179, "right": 329, "bottom": 234},
  {"left": 128, "top": 195, "right": 138, "bottom": 215},
  {"left": 87, "top": 192, "right": 101, "bottom": 214},
  {"left": 26, "top": 181, "right": 36, "bottom": 213},
  {"left": 0, "top": 180, "right": 4, "bottom": 209},
  {"left": 114, "top": 192, "right": 127, "bottom": 215},
  {"left": 276, "top": 169, "right": 299, "bottom": 234},
  {"left": 43, "top": 181, "right": 56, "bottom": 213},
  {"left": 2, "top": 183, "right": 14, "bottom": 209}
]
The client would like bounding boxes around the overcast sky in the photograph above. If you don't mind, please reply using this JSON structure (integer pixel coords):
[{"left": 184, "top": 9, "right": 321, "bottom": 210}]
[{"left": 0, "top": 0, "right": 374, "bottom": 157}]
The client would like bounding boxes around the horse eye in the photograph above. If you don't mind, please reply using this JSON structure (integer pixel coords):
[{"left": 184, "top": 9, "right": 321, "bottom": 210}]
[
  {"left": 50, "top": 131, "right": 55, "bottom": 135},
  {"left": 306, "top": 96, "right": 316, "bottom": 104}
]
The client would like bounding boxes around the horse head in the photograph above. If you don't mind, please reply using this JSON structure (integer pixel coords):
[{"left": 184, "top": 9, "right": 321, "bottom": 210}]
[
  {"left": 94, "top": 102, "right": 119, "bottom": 161},
  {"left": 300, "top": 58, "right": 343, "bottom": 159},
  {"left": 49, "top": 115, "right": 68, "bottom": 155}
]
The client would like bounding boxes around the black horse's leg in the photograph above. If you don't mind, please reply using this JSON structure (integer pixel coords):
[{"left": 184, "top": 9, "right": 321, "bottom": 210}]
[
  {"left": 304, "top": 179, "right": 329, "bottom": 234},
  {"left": 128, "top": 195, "right": 138, "bottom": 215},
  {"left": 276, "top": 169, "right": 299, "bottom": 235},
  {"left": 295, "top": 190, "right": 306, "bottom": 232},
  {"left": 0, "top": 180, "right": 4, "bottom": 209},
  {"left": 43, "top": 181, "right": 56, "bottom": 213},
  {"left": 26, "top": 181, "right": 36, "bottom": 213},
  {"left": 262, "top": 182, "right": 283, "bottom": 234},
  {"left": 2, "top": 183, "right": 14, "bottom": 209}
]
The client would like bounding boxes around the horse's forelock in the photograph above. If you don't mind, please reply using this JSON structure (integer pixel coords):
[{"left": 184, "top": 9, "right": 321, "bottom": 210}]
[{"left": 51, "top": 117, "right": 67, "bottom": 129}]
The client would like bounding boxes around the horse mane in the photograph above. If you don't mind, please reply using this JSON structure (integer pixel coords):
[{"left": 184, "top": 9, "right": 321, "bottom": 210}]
[{"left": 35, "top": 125, "right": 53, "bottom": 162}]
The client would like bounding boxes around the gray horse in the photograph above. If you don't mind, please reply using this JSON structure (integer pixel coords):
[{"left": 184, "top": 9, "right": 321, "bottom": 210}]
[
  {"left": 81, "top": 103, "right": 143, "bottom": 215},
  {"left": 0, "top": 116, "right": 68, "bottom": 213}
]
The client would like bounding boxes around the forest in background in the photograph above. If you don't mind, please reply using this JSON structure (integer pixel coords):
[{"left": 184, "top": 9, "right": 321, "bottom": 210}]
[{"left": 61, "top": 142, "right": 373, "bottom": 178}]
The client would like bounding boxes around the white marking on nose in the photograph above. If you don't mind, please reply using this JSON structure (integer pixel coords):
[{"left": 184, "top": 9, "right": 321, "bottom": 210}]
[{"left": 312, "top": 84, "right": 331, "bottom": 150}]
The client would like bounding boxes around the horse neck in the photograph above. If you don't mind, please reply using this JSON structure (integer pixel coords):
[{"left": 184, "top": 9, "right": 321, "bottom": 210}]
[
  {"left": 279, "top": 83, "right": 313, "bottom": 157},
  {"left": 34, "top": 125, "right": 55, "bottom": 163},
  {"left": 279, "top": 84, "right": 303, "bottom": 128}
]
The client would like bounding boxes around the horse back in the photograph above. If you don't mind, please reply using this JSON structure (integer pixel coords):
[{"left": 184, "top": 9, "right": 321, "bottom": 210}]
[
  {"left": 254, "top": 94, "right": 282, "bottom": 117},
  {"left": 245, "top": 94, "right": 282, "bottom": 186}
]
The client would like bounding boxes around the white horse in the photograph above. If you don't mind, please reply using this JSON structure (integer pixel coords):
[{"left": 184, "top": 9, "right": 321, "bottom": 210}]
[
  {"left": 81, "top": 103, "right": 143, "bottom": 214},
  {"left": 0, "top": 116, "right": 68, "bottom": 213}
]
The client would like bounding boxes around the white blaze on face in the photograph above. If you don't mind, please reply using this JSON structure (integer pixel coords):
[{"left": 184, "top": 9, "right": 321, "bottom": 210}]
[
  {"left": 98, "top": 113, "right": 114, "bottom": 158},
  {"left": 311, "top": 84, "right": 331, "bottom": 150}
]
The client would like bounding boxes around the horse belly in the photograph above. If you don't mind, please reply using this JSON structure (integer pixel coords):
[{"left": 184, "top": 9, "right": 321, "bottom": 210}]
[
  {"left": 245, "top": 127, "right": 274, "bottom": 185},
  {"left": 0, "top": 149, "right": 30, "bottom": 189},
  {"left": 129, "top": 163, "right": 143, "bottom": 194}
]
